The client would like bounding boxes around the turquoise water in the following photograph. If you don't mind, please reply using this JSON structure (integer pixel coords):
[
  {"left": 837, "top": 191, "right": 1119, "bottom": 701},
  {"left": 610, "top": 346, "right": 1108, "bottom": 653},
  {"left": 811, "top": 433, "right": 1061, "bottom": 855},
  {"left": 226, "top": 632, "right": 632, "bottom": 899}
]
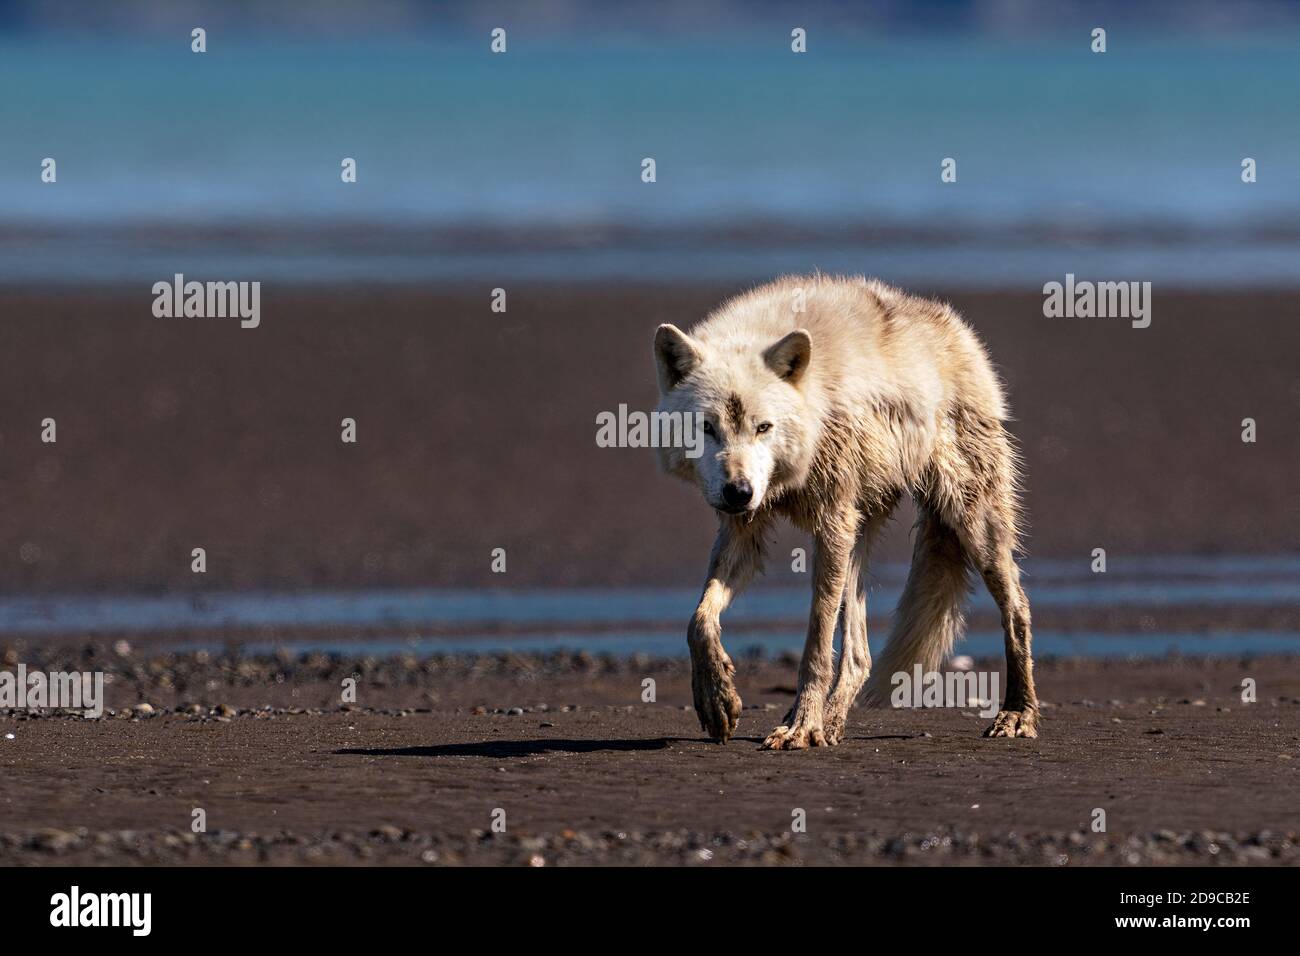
[
  {"left": 4, "top": 38, "right": 1300, "bottom": 284},
  {"left": 5, "top": 555, "right": 1299, "bottom": 657}
]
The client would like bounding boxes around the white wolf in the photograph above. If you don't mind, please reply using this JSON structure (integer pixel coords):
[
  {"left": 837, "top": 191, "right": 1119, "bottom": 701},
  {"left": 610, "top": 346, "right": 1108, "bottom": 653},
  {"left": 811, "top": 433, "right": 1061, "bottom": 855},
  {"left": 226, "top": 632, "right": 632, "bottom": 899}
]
[{"left": 654, "top": 274, "right": 1038, "bottom": 749}]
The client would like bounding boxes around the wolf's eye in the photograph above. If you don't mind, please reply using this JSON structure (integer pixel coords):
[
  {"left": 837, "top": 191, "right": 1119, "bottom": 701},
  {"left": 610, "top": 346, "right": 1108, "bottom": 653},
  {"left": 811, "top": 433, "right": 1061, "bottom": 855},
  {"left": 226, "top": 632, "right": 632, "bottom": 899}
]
[
  {"left": 702, "top": 421, "right": 714, "bottom": 436},
  {"left": 756, "top": 422, "right": 773, "bottom": 434}
]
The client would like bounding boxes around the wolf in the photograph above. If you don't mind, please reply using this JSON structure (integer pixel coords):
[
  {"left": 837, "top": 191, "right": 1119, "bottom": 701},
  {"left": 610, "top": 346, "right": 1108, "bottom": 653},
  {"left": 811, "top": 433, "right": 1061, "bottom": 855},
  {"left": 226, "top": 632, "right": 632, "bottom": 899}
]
[{"left": 653, "top": 274, "right": 1038, "bottom": 749}]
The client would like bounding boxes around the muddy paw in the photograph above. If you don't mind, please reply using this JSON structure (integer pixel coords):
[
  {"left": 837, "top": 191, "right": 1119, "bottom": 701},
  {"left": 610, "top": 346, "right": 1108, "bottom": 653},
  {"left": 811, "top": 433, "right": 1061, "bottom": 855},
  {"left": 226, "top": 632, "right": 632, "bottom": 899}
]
[
  {"left": 982, "top": 708, "right": 1039, "bottom": 739},
  {"left": 822, "top": 711, "right": 846, "bottom": 746},
  {"left": 692, "top": 657, "right": 742, "bottom": 742},
  {"left": 760, "top": 721, "right": 831, "bottom": 750}
]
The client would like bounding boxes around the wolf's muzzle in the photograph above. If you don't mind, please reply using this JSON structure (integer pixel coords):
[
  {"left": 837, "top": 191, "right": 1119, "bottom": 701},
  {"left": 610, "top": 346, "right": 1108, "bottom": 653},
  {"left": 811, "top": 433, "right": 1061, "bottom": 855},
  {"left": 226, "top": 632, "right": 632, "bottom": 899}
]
[{"left": 721, "top": 480, "right": 753, "bottom": 510}]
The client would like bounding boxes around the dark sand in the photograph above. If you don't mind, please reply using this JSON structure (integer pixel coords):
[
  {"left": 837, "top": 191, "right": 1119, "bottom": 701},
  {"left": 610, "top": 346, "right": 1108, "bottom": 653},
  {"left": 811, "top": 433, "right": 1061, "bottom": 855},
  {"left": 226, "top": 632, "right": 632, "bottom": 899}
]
[
  {"left": 3, "top": 285, "right": 1298, "bottom": 866},
  {"left": 1, "top": 649, "right": 1297, "bottom": 865},
  {"left": 4, "top": 286, "right": 1300, "bottom": 592}
]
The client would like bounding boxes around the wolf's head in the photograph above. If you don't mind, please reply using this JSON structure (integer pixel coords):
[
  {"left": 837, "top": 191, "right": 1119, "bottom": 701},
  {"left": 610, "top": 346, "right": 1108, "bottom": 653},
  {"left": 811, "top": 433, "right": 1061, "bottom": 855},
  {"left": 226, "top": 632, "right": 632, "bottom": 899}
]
[{"left": 653, "top": 323, "right": 816, "bottom": 515}]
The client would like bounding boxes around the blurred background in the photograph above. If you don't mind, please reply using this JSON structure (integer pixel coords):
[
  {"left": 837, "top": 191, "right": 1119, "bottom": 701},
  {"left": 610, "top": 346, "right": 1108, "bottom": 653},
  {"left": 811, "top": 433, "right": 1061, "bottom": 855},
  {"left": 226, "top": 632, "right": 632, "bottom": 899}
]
[
  {"left": 3, "top": 0, "right": 1300, "bottom": 283},
  {"left": 2, "top": 0, "right": 1299, "bottom": 657}
]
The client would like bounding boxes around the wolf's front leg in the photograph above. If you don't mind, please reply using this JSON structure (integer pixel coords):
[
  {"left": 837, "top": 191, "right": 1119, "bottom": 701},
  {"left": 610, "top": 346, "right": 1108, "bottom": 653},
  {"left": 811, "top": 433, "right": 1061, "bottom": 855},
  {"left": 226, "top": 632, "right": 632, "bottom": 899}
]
[
  {"left": 689, "top": 519, "right": 766, "bottom": 742},
  {"left": 762, "top": 513, "right": 856, "bottom": 750},
  {"left": 688, "top": 613, "right": 741, "bottom": 743}
]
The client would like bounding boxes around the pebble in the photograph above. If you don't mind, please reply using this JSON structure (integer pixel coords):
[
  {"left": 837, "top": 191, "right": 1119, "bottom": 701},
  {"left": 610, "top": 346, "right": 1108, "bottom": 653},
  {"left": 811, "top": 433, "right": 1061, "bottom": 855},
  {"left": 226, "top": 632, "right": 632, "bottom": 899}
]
[{"left": 33, "top": 828, "right": 78, "bottom": 853}]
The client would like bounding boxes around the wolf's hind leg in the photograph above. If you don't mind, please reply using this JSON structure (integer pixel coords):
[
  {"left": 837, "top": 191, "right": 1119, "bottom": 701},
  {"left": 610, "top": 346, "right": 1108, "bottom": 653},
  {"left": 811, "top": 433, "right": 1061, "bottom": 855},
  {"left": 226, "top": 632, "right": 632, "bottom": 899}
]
[
  {"left": 689, "top": 517, "right": 767, "bottom": 743},
  {"left": 820, "top": 555, "right": 864, "bottom": 745},
  {"left": 979, "top": 551, "right": 1038, "bottom": 738},
  {"left": 935, "top": 412, "right": 1038, "bottom": 738},
  {"left": 823, "top": 504, "right": 896, "bottom": 743}
]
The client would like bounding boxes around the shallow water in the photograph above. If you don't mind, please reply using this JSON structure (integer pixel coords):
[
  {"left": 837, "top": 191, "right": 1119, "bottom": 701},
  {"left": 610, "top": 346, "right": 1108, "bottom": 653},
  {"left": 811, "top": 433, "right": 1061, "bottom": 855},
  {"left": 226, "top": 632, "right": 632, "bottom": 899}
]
[
  {"left": 4, "top": 38, "right": 1300, "bottom": 285},
  {"left": 5, "top": 555, "right": 1297, "bottom": 657},
  {"left": 172, "top": 629, "right": 1299, "bottom": 661}
]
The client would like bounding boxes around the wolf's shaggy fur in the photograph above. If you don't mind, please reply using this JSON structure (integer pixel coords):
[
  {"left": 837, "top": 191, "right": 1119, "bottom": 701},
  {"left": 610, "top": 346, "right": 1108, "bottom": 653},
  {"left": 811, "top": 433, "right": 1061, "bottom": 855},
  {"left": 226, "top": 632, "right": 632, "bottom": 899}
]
[{"left": 654, "top": 274, "right": 1038, "bottom": 748}]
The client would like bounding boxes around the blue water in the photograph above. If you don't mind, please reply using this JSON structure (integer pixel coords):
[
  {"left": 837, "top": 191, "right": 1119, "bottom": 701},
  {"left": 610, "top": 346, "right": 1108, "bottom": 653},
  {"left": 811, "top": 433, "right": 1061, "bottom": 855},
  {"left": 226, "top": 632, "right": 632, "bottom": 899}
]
[
  {"left": 5, "top": 580, "right": 1300, "bottom": 634},
  {"left": 5, "top": 555, "right": 1299, "bottom": 657},
  {"left": 200, "top": 630, "right": 1300, "bottom": 661},
  {"left": 4, "top": 37, "right": 1300, "bottom": 284}
]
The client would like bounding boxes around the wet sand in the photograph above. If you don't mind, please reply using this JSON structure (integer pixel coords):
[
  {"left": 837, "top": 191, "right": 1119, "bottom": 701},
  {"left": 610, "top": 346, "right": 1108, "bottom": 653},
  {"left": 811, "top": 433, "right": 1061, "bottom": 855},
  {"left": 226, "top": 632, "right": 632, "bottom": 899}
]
[
  {"left": 3, "top": 284, "right": 1298, "bottom": 866},
  {"left": 1, "top": 649, "right": 1297, "bottom": 866},
  {"left": 4, "top": 285, "right": 1300, "bottom": 593}
]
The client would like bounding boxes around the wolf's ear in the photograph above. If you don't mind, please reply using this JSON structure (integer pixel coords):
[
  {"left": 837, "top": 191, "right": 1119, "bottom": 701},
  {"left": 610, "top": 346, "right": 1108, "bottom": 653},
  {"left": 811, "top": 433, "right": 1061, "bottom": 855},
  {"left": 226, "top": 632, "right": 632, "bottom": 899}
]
[
  {"left": 763, "top": 329, "right": 812, "bottom": 386},
  {"left": 654, "top": 323, "right": 701, "bottom": 392}
]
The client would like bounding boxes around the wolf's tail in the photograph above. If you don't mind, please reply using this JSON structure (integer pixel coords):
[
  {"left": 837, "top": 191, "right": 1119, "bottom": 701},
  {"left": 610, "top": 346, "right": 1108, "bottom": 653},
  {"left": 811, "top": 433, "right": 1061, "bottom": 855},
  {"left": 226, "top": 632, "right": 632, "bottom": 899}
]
[{"left": 863, "top": 507, "right": 971, "bottom": 705}]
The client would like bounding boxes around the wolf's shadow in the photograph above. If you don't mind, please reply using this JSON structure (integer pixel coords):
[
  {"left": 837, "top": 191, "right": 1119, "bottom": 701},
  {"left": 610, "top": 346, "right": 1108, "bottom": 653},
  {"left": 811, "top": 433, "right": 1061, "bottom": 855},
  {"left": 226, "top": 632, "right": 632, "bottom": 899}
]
[{"left": 336, "top": 737, "right": 692, "bottom": 758}]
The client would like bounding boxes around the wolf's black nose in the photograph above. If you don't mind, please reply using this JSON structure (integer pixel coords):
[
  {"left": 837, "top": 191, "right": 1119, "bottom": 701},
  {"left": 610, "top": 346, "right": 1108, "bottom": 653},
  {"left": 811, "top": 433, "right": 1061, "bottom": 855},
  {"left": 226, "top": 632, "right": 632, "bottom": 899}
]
[{"left": 722, "top": 480, "right": 753, "bottom": 508}]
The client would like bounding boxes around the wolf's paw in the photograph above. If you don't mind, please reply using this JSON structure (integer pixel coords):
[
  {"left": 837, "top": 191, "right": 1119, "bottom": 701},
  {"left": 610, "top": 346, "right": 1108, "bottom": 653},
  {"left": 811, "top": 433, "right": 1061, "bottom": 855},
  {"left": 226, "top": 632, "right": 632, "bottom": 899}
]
[
  {"left": 822, "top": 711, "right": 846, "bottom": 746},
  {"left": 692, "top": 658, "right": 742, "bottom": 743},
  {"left": 760, "top": 720, "right": 831, "bottom": 750},
  {"left": 982, "top": 708, "right": 1039, "bottom": 739}
]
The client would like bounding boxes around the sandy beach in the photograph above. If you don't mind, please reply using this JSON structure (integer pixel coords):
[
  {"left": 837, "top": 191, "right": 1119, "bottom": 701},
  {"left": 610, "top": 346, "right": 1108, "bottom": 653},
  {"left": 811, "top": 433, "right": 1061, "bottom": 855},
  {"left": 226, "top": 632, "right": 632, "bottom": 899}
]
[
  {"left": 1, "top": 646, "right": 1297, "bottom": 866},
  {"left": 5, "top": 285, "right": 1300, "bottom": 593},
  {"left": 3, "top": 284, "right": 1299, "bottom": 867}
]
